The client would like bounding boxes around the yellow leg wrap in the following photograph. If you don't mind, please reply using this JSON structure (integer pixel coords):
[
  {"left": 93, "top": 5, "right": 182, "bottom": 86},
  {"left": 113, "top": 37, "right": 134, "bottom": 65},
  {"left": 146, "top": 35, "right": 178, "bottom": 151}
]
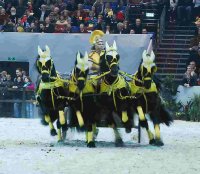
[
  {"left": 147, "top": 129, "right": 154, "bottom": 141},
  {"left": 137, "top": 106, "right": 145, "bottom": 121},
  {"left": 45, "top": 115, "right": 51, "bottom": 123},
  {"left": 87, "top": 131, "right": 93, "bottom": 143},
  {"left": 45, "top": 115, "right": 55, "bottom": 130},
  {"left": 122, "top": 111, "right": 128, "bottom": 123},
  {"left": 49, "top": 122, "right": 54, "bottom": 130},
  {"left": 57, "top": 128, "right": 62, "bottom": 141},
  {"left": 76, "top": 111, "right": 84, "bottom": 127},
  {"left": 59, "top": 110, "right": 65, "bottom": 125},
  {"left": 85, "top": 131, "right": 88, "bottom": 142},
  {"left": 155, "top": 124, "right": 160, "bottom": 139},
  {"left": 92, "top": 124, "right": 97, "bottom": 134}
]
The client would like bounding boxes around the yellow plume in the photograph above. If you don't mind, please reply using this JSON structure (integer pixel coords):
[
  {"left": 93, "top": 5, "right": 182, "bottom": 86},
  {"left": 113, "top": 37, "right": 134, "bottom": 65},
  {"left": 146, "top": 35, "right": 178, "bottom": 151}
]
[{"left": 89, "top": 30, "right": 104, "bottom": 45}]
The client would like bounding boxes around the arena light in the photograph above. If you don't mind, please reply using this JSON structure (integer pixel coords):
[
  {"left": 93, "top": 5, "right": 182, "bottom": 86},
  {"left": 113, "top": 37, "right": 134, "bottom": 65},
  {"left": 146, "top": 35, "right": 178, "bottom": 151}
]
[{"left": 146, "top": 12, "right": 155, "bottom": 17}]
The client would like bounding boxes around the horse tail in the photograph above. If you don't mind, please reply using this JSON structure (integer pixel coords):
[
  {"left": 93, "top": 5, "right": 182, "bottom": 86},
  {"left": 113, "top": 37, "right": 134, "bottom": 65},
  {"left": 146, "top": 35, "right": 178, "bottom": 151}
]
[
  {"left": 158, "top": 104, "right": 173, "bottom": 126},
  {"left": 148, "top": 94, "right": 173, "bottom": 126}
]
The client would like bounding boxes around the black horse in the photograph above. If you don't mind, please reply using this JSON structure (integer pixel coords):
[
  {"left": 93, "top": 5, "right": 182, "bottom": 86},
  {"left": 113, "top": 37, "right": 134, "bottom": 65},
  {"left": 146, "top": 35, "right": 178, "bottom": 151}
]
[
  {"left": 65, "top": 51, "right": 97, "bottom": 147},
  {"left": 128, "top": 49, "right": 173, "bottom": 146},
  {"left": 36, "top": 45, "right": 68, "bottom": 142},
  {"left": 93, "top": 41, "right": 132, "bottom": 145}
]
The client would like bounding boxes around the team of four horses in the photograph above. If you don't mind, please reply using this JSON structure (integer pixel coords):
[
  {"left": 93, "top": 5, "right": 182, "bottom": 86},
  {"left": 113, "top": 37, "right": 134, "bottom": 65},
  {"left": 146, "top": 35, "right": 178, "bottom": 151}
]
[{"left": 36, "top": 37, "right": 173, "bottom": 148}]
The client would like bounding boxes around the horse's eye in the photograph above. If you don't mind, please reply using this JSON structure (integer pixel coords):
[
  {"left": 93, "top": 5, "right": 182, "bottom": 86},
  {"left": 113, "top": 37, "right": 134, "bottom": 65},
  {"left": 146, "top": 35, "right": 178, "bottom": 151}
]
[
  {"left": 37, "top": 61, "right": 42, "bottom": 67},
  {"left": 85, "top": 69, "right": 89, "bottom": 75},
  {"left": 75, "top": 68, "right": 81, "bottom": 76},
  {"left": 143, "top": 67, "right": 147, "bottom": 74},
  {"left": 46, "top": 60, "right": 51, "bottom": 67},
  {"left": 106, "top": 55, "right": 113, "bottom": 62},
  {"left": 116, "top": 54, "right": 120, "bottom": 60}
]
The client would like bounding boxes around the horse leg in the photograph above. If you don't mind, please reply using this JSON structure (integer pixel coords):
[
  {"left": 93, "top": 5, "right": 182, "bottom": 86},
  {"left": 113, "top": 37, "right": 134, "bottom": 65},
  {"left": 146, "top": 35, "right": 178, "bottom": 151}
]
[
  {"left": 44, "top": 114, "right": 57, "bottom": 136},
  {"left": 137, "top": 106, "right": 155, "bottom": 144},
  {"left": 76, "top": 110, "right": 84, "bottom": 127},
  {"left": 59, "top": 110, "right": 68, "bottom": 140},
  {"left": 114, "top": 126, "right": 123, "bottom": 147},
  {"left": 154, "top": 124, "right": 164, "bottom": 146},
  {"left": 109, "top": 123, "right": 123, "bottom": 147},
  {"left": 92, "top": 123, "right": 99, "bottom": 140},
  {"left": 87, "top": 125, "right": 95, "bottom": 148},
  {"left": 56, "top": 120, "right": 63, "bottom": 143}
]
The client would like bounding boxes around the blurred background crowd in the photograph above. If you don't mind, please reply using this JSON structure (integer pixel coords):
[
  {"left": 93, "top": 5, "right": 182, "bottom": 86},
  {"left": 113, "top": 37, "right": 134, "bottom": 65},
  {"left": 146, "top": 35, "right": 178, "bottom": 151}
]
[{"left": 0, "top": 0, "right": 198, "bottom": 34}]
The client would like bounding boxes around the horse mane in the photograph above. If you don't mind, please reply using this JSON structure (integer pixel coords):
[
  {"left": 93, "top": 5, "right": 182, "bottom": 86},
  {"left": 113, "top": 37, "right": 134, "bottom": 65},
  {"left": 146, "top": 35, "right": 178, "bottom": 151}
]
[
  {"left": 35, "top": 55, "right": 41, "bottom": 73},
  {"left": 136, "top": 61, "right": 143, "bottom": 80},
  {"left": 50, "top": 64, "right": 57, "bottom": 77}
]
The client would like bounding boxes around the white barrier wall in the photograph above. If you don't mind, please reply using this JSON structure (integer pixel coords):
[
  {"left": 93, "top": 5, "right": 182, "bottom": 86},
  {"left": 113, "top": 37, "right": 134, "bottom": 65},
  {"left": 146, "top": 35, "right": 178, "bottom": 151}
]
[
  {"left": 0, "top": 33, "right": 152, "bottom": 82},
  {"left": 176, "top": 85, "right": 200, "bottom": 105}
]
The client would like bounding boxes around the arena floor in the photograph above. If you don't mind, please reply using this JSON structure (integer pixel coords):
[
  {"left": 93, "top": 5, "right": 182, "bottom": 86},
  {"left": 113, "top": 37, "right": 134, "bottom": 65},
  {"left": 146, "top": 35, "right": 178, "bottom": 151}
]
[{"left": 0, "top": 118, "right": 200, "bottom": 174}]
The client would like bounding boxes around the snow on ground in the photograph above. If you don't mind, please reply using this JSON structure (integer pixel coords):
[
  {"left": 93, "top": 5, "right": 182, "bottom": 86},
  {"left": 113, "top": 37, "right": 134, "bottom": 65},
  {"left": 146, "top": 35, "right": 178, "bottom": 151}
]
[{"left": 0, "top": 118, "right": 200, "bottom": 174}]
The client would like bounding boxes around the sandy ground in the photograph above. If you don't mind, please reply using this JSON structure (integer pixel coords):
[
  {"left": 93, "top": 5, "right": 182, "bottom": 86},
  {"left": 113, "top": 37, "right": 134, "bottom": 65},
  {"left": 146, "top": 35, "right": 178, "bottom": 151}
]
[{"left": 0, "top": 118, "right": 200, "bottom": 174}]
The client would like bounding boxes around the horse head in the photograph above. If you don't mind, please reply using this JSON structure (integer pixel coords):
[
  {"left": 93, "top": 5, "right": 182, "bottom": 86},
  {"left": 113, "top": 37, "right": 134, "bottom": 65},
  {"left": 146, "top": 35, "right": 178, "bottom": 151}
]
[
  {"left": 138, "top": 49, "right": 157, "bottom": 89},
  {"left": 100, "top": 41, "right": 120, "bottom": 77},
  {"left": 72, "top": 51, "right": 90, "bottom": 91},
  {"left": 36, "top": 45, "right": 56, "bottom": 82}
]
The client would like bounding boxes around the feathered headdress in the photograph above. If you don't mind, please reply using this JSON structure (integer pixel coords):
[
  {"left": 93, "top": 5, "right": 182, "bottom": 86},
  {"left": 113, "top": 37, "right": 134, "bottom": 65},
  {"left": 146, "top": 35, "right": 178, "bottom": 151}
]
[
  {"left": 76, "top": 51, "right": 89, "bottom": 71},
  {"left": 142, "top": 39, "right": 156, "bottom": 72},
  {"left": 38, "top": 45, "right": 51, "bottom": 59},
  {"left": 89, "top": 30, "right": 104, "bottom": 45}
]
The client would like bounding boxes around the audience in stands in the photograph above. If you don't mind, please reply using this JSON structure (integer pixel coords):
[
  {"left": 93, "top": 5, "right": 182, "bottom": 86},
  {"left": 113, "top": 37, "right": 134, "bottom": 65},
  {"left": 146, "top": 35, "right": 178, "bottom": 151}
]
[
  {"left": 130, "top": 28, "right": 135, "bottom": 34},
  {"left": 0, "top": 67, "right": 34, "bottom": 118},
  {"left": 193, "top": 0, "right": 200, "bottom": 18},
  {"left": 132, "top": 18, "right": 142, "bottom": 34},
  {"left": 105, "top": 25, "right": 111, "bottom": 34},
  {"left": 182, "top": 65, "right": 198, "bottom": 87},
  {"left": 189, "top": 39, "right": 200, "bottom": 73},
  {"left": 0, "top": 0, "right": 158, "bottom": 34},
  {"left": 23, "top": 76, "right": 35, "bottom": 118},
  {"left": 169, "top": 0, "right": 178, "bottom": 23},
  {"left": 177, "top": 0, "right": 193, "bottom": 25},
  {"left": 142, "top": 27, "right": 148, "bottom": 34}
]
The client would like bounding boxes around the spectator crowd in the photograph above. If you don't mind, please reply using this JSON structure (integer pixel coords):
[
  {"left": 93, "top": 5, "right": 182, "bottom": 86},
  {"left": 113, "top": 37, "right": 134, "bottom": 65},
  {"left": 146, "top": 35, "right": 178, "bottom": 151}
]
[
  {"left": 0, "top": 68, "right": 35, "bottom": 118},
  {"left": 184, "top": 16, "right": 200, "bottom": 87},
  {"left": 0, "top": 0, "right": 160, "bottom": 34}
]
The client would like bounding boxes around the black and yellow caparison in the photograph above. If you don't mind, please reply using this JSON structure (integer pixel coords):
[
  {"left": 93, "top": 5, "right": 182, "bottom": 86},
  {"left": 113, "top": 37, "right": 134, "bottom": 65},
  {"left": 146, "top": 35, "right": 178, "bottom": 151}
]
[
  {"left": 91, "top": 41, "right": 132, "bottom": 146},
  {"left": 123, "top": 49, "right": 173, "bottom": 146},
  {"left": 36, "top": 45, "right": 68, "bottom": 143},
  {"left": 66, "top": 51, "right": 97, "bottom": 148}
]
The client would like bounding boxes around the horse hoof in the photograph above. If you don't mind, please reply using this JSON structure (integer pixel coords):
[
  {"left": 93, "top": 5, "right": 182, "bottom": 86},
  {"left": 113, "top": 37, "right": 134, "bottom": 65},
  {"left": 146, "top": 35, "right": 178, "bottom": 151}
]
[
  {"left": 115, "top": 138, "right": 124, "bottom": 147},
  {"left": 62, "top": 131, "right": 67, "bottom": 140},
  {"left": 57, "top": 140, "right": 64, "bottom": 145},
  {"left": 50, "top": 129, "right": 57, "bottom": 136},
  {"left": 41, "top": 119, "right": 48, "bottom": 126},
  {"left": 87, "top": 141, "right": 96, "bottom": 148},
  {"left": 125, "top": 127, "right": 132, "bottom": 133},
  {"left": 149, "top": 139, "right": 156, "bottom": 145},
  {"left": 124, "top": 122, "right": 132, "bottom": 133},
  {"left": 93, "top": 129, "right": 99, "bottom": 140},
  {"left": 154, "top": 139, "right": 164, "bottom": 146}
]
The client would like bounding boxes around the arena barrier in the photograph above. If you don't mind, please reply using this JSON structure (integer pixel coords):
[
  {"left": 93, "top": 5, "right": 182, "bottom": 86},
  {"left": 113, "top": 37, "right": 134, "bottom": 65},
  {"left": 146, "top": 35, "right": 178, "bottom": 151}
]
[
  {"left": 176, "top": 85, "right": 200, "bottom": 105},
  {"left": 0, "top": 87, "right": 37, "bottom": 118},
  {"left": 0, "top": 33, "right": 152, "bottom": 83}
]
